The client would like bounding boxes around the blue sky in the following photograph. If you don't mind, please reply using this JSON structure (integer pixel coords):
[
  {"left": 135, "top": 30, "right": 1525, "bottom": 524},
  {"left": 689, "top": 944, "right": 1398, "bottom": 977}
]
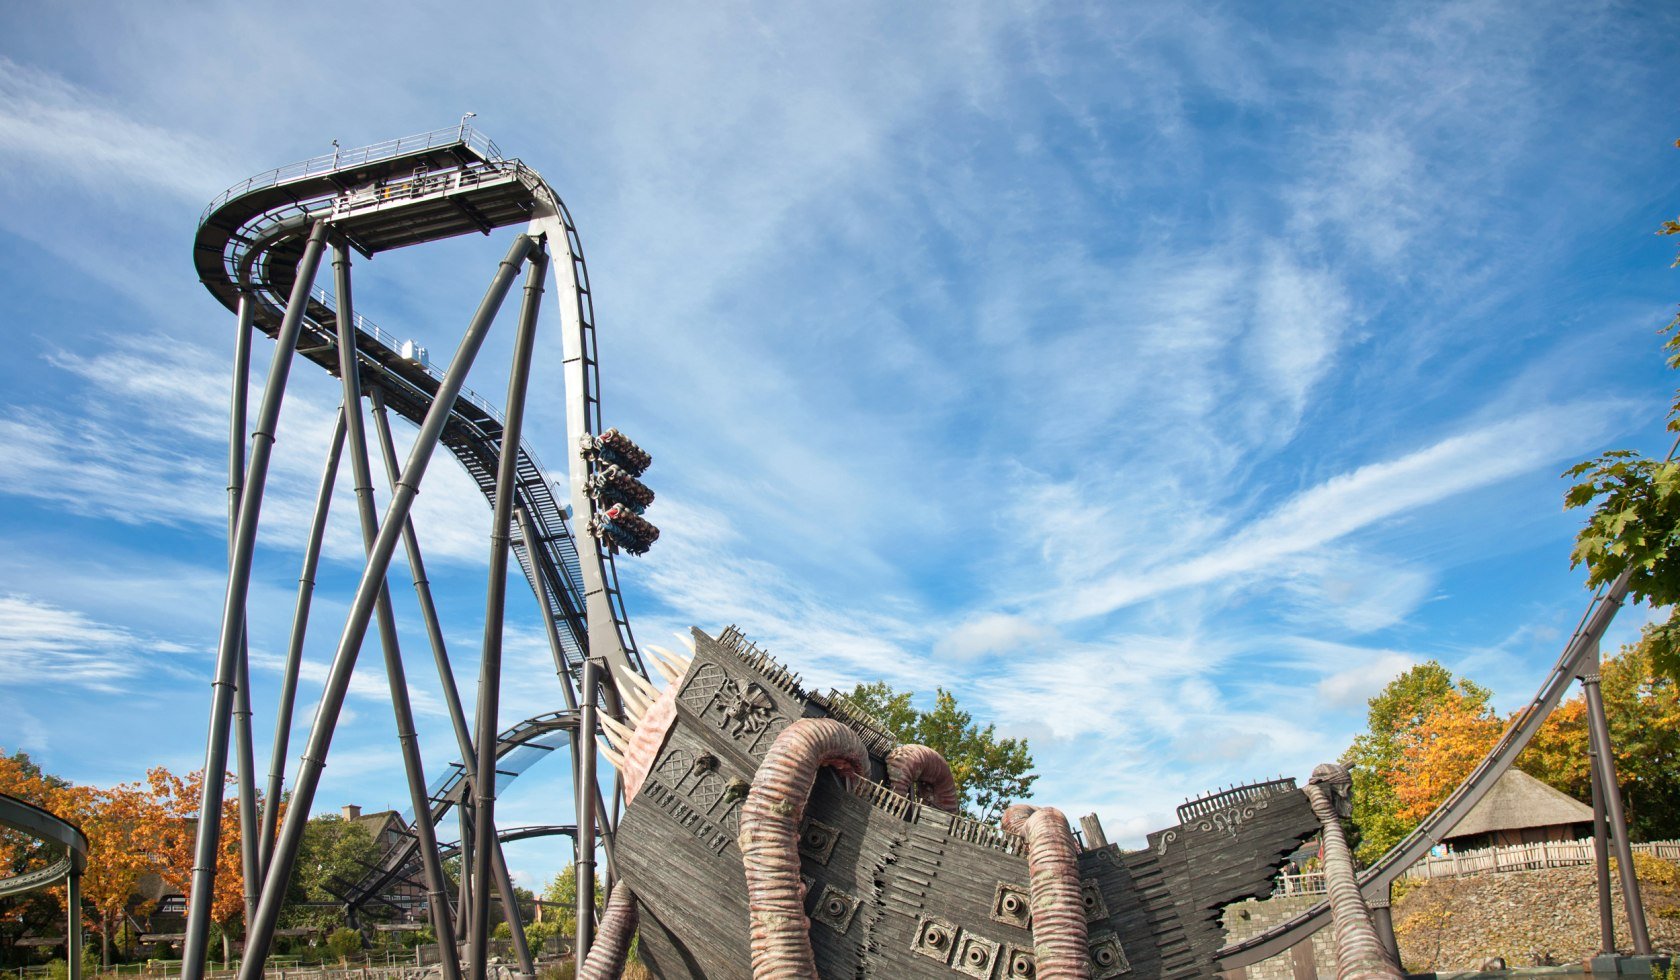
[{"left": 1, "top": 2, "right": 1678, "bottom": 889}]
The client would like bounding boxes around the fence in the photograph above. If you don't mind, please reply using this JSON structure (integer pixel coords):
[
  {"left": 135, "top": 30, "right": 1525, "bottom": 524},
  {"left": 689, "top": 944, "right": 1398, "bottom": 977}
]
[
  {"left": 1400, "top": 837, "right": 1680, "bottom": 881},
  {"left": 1271, "top": 837, "right": 1680, "bottom": 896}
]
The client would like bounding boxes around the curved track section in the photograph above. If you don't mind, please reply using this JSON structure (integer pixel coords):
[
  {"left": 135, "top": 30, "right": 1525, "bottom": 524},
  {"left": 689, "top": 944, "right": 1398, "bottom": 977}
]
[
  {"left": 1216, "top": 582, "right": 1627, "bottom": 969},
  {"left": 193, "top": 126, "right": 642, "bottom": 684},
  {"left": 437, "top": 824, "right": 579, "bottom": 860},
  {"left": 0, "top": 792, "right": 87, "bottom": 898},
  {"left": 338, "top": 711, "right": 579, "bottom": 911}
]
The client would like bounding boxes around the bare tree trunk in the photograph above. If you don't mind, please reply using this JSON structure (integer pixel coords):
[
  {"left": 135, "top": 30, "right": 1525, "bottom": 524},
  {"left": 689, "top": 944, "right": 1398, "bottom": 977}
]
[{"left": 102, "top": 913, "right": 111, "bottom": 967}]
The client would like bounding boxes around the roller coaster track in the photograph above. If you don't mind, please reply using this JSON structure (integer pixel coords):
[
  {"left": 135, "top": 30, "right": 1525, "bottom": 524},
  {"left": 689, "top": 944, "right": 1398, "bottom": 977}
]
[
  {"left": 193, "top": 125, "right": 643, "bottom": 685},
  {"left": 0, "top": 792, "right": 87, "bottom": 899},
  {"left": 190, "top": 128, "right": 650, "bottom": 966},
  {"left": 334, "top": 711, "right": 579, "bottom": 911},
  {"left": 1215, "top": 573, "right": 1633, "bottom": 970}
]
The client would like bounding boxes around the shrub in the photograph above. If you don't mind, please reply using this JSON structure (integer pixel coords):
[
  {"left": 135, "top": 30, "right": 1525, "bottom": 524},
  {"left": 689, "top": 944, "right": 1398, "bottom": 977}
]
[{"left": 326, "top": 927, "right": 363, "bottom": 963}]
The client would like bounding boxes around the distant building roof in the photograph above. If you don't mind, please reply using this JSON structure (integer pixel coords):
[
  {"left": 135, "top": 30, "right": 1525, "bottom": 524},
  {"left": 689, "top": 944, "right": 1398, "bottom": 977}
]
[{"left": 1445, "top": 768, "right": 1592, "bottom": 841}]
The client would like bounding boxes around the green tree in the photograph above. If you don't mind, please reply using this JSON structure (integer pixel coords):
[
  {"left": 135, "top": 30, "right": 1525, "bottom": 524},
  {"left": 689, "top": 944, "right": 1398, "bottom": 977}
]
[
  {"left": 280, "top": 815, "right": 381, "bottom": 931},
  {"left": 846, "top": 683, "right": 1036, "bottom": 823},
  {"left": 1565, "top": 146, "right": 1680, "bottom": 684},
  {"left": 1341, "top": 662, "right": 1491, "bottom": 863},
  {"left": 539, "top": 864, "right": 601, "bottom": 943}
]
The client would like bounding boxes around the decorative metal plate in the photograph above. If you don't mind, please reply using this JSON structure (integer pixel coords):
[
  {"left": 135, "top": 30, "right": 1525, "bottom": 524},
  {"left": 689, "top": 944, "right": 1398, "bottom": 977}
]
[
  {"left": 798, "top": 818, "right": 839, "bottom": 865},
  {"left": 953, "top": 931, "right": 1000, "bottom": 979},
  {"left": 991, "top": 881, "right": 1032, "bottom": 929},
  {"left": 1089, "top": 931, "right": 1131, "bottom": 978},
  {"left": 1003, "top": 943, "right": 1036, "bottom": 978},
  {"left": 911, "top": 915, "right": 958, "bottom": 965},
  {"left": 1080, "top": 878, "right": 1110, "bottom": 923},
  {"left": 811, "top": 884, "right": 859, "bottom": 934}
]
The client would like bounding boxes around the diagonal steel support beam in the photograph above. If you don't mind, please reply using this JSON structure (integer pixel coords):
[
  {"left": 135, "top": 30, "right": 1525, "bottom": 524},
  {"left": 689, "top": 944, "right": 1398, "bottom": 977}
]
[
  {"left": 226, "top": 291, "right": 261, "bottom": 927},
  {"left": 185, "top": 219, "right": 330, "bottom": 980},
  {"left": 331, "top": 241, "right": 464, "bottom": 980},
  {"left": 237, "top": 232, "right": 536, "bottom": 980},
  {"left": 259, "top": 409, "right": 348, "bottom": 880},
  {"left": 470, "top": 248, "right": 548, "bottom": 980}
]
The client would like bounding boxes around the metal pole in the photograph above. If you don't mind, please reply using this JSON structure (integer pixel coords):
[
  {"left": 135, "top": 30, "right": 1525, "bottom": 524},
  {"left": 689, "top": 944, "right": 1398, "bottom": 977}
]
[
  {"left": 470, "top": 251, "right": 547, "bottom": 980},
  {"left": 1582, "top": 653, "right": 1651, "bottom": 954},
  {"left": 487, "top": 843, "right": 535, "bottom": 978},
  {"left": 574, "top": 657, "right": 597, "bottom": 967},
  {"left": 185, "top": 218, "right": 330, "bottom": 980},
  {"left": 226, "top": 292, "right": 262, "bottom": 925},
  {"left": 370, "top": 390, "right": 477, "bottom": 767},
  {"left": 458, "top": 803, "right": 473, "bottom": 942},
  {"left": 1589, "top": 738, "right": 1616, "bottom": 955},
  {"left": 259, "top": 411, "right": 348, "bottom": 879},
  {"left": 67, "top": 870, "right": 81, "bottom": 980},
  {"left": 1370, "top": 892, "right": 1400, "bottom": 968},
  {"left": 330, "top": 242, "right": 464, "bottom": 980},
  {"left": 237, "top": 233, "right": 535, "bottom": 980}
]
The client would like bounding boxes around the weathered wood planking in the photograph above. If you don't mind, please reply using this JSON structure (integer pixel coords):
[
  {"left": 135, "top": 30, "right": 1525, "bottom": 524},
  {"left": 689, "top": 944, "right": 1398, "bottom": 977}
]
[{"left": 616, "top": 628, "right": 1321, "bottom": 979}]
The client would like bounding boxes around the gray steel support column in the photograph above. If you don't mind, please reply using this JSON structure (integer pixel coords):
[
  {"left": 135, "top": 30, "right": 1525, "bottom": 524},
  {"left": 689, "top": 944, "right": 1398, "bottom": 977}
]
[
  {"left": 1370, "top": 894, "right": 1400, "bottom": 967},
  {"left": 370, "top": 390, "right": 476, "bottom": 767},
  {"left": 67, "top": 870, "right": 81, "bottom": 980},
  {"left": 331, "top": 242, "right": 464, "bottom": 980},
  {"left": 232, "top": 651, "right": 260, "bottom": 924},
  {"left": 185, "top": 219, "right": 330, "bottom": 980},
  {"left": 575, "top": 657, "right": 598, "bottom": 966},
  {"left": 1589, "top": 742, "right": 1616, "bottom": 955},
  {"left": 470, "top": 251, "right": 547, "bottom": 980},
  {"left": 488, "top": 838, "right": 535, "bottom": 977},
  {"left": 237, "top": 232, "right": 535, "bottom": 980},
  {"left": 226, "top": 292, "right": 262, "bottom": 926},
  {"left": 259, "top": 411, "right": 347, "bottom": 878},
  {"left": 1582, "top": 657, "right": 1651, "bottom": 954},
  {"left": 458, "top": 803, "right": 473, "bottom": 940}
]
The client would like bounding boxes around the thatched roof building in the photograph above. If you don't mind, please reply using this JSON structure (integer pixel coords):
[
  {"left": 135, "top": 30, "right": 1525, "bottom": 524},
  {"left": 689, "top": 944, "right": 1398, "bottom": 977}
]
[{"left": 1443, "top": 768, "right": 1594, "bottom": 851}]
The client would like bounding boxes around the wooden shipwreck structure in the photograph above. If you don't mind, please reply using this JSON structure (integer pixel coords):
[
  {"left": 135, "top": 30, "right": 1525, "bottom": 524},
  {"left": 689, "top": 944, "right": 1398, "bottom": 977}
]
[{"left": 607, "top": 626, "right": 1324, "bottom": 979}]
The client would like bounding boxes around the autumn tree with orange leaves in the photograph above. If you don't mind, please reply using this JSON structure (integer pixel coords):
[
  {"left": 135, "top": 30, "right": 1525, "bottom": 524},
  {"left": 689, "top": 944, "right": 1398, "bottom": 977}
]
[
  {"left": 1344, "top": 631, "right": 1680, "bottom": 862},
  {"left": 146, "top": 768, "right": 249, "bottom": 967}
]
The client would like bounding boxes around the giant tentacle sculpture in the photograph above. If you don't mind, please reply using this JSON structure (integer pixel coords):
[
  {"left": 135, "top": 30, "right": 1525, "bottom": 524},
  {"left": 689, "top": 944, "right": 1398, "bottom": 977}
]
[
  {"left": 1002, "top": 804, "right": 1092, "bottom": 980},
  {"left": 1304, "top": 764, "right": 1401, "bottom": 980},
  {"left": 578, "top": 886, "right": 639, "bottom": 980},
  {"left": 886, "top": 743, "right": 961, "bottom": 812},
  {"left": 586, "top": 641, "right": 694, "bottom": 980},
  {"left": 740, "top": 718, "right": 870, "bottom": 980}
]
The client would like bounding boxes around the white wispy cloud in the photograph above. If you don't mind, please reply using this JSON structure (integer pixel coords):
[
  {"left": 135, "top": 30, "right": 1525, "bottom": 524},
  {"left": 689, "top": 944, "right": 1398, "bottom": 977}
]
[
  {"left": 0, "top": 56, "right": 244, "bottom": 203},
  {"left": 1055, "top": 401, "right": 1625, "bottom": 621},
  {"left": 0, "top": 593, "right": 193, "bottom": 692}
]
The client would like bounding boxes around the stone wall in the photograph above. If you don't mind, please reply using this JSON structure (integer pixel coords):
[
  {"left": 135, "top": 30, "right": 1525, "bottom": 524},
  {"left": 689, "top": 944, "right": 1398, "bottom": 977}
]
[
  {"left": 1220, "top": 858, "right": 1679, "bottom": 977},
  {"left": 1392, "top": 860, "right": 1679, "bottom": 972},
  {"left": 1222, "top": 895, "right": 1338, "bottom": 979}
]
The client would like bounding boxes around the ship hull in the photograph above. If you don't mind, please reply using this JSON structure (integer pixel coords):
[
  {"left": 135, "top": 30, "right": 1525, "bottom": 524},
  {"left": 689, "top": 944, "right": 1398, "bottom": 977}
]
[{"left": 615, "top": 628, "right": 1319, "bottom": 979}]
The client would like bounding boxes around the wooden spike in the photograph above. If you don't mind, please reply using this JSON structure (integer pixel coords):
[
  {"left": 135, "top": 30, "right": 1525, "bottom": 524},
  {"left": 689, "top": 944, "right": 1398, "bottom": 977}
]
[
  {"left": 600, "top": 714, "right": 636, "bottom": 746},
  {"left": 616, "top": 677, "right": 651, "bottom": 717},
  {"left": 647, "top": 643, "right": 692, "bottom": 673},
  {"left": 674, "top": 631, "right": 696, "bottom": 655},
  {"left": 623, "top": 669, "right": 661, "bottom": 703},
  {"left": 598, "top": 742, "right": 625, "bottom": 772},
  {"left": 647, "top": 655, "right": 681, "bottom": 686}
]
